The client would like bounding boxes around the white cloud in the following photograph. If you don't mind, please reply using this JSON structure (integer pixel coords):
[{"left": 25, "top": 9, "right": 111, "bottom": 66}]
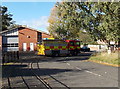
[{"left": 17, "top": 16, "right": 49, "bottom": 33}]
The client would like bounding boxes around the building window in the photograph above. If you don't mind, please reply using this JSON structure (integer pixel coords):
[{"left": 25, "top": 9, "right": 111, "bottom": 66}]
[
  {"left": 27, "top": 36, "right": 30, "bottom": 38},
  {"left": 37, "top": 32, "right": 42, "bottom": 43}
]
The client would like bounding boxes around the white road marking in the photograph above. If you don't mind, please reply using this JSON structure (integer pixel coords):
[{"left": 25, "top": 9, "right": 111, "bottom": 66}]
[
  {"left": 66, "top": 62, "right": 102, "bottom": 77},
  {"left": 85, "top": 70, "right": 102, "bottom": 77},
  {"left": 67, "top": 63, "right": 70, "bottom": 65},
  {"left": 76, "top": 66, "right": 101, "bottom": 77},
  {"left": 76, "top": 67, "right": 82, "bottom": 70}
]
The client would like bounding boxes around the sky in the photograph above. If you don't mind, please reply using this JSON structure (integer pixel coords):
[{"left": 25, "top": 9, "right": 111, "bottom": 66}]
[{"left": 2, "top": 2, "right": 56, "bottom": 33}]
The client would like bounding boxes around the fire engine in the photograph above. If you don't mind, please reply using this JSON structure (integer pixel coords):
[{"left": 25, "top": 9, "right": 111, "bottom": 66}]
[{"left": 37, "top": 39, "right": 81, "bottom": 56}]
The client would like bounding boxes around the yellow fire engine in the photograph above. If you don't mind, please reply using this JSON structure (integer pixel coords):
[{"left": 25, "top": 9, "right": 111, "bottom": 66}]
[{"left": 37, "top": 39, "right": 81, "bottom": 56}]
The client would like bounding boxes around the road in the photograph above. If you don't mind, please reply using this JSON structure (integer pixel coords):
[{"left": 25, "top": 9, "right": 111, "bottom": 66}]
[{"left": 2, "top": 52, "right": 119, "bottom": 89}]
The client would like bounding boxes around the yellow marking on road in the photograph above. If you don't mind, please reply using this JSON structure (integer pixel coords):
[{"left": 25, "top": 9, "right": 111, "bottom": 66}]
[
  {"left": 88, "top": 60, "right": 120, "bottom": 67},
  {"left": 2, "top": 63, "right": 14, "bottom": 65},
  {"left": 81, "top": 60, "right": 120, "bottom": 67},
  {"left": 81, "top": 60, "right": 89, "bottom": 62}
]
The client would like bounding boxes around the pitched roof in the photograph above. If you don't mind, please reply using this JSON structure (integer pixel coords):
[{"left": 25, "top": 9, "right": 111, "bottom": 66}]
[
  {"left": 19, "top": 25, "right": 50, "bottom": 35},
  {"left": 0, "top": 25, "right": 50, "bottom": 35},
  {"left": 0, "top": 27, "right": 18, "bottom": 34}
]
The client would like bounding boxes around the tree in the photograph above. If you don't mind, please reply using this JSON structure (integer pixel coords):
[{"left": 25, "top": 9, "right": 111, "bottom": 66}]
[
  {"left": 48, "top": 2, "right": 120, "bottom": 46},
  {"left": 89, "top": 2, "right": 120, "bottom": 44},
  {"left": 48, "top": 2, "right": 82, "bottom": 39},
  {"left": 0, "top": 6, "right": 14, "bottom": 31},
  {"left": 78, "top": 31, "right": 97, "bottom": 44},
  {"left": 48, "top": 2, "right": 100, "bottom": 41}
]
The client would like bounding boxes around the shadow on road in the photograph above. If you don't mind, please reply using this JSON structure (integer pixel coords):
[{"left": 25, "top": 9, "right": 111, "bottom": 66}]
[
  {"left": 2, "top": 51, "right": 94, "bottom": 78},
  {"left": 2, "top": 65, "right": 76, "bottom": 78},
  {"left": 18, "top": 52, "right": 94, "bottom": 63},
  {"left": 2, "top": 65, "right": 95, "bottom": 78}
]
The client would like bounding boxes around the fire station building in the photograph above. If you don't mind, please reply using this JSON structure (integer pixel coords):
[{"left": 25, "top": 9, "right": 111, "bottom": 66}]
[{"left": 0, "top": 25, "right": 52, "bottom": 52}]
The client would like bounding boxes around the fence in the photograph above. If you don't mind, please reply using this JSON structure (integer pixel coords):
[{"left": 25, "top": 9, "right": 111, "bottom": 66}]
[{"left": 2, "top": 51, "right": 19, "bottom": 63}]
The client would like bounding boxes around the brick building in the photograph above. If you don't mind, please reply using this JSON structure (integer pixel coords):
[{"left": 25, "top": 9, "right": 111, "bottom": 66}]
[
  {"left": 0, "top": 26, "right": 52, "bottom": 52},
  {"left": 19, "top": 26, "right": 52, "bottom": 51}
]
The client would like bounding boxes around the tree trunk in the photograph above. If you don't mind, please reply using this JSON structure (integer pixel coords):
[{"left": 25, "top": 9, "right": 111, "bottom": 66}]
[{"left": 118, "top": 38, "right": 120, "bottom": 49}]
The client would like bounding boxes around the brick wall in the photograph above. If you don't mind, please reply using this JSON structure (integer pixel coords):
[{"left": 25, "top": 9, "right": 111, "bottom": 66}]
[
  {"left": 42, "top": 33, "right": 52, "bottom": 38},
  {"left": 19, "top": 28, "right": 38, "bottom": 51}
]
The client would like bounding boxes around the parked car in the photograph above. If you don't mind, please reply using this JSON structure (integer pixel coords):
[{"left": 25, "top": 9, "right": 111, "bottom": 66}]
[{"left": 80, "top": 44, "right": 90, "bottom": 52}]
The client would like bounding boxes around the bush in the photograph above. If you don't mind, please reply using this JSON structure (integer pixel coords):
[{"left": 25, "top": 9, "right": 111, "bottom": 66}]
[{"left": 89, "top": 52, "right": 120, "bottom": 65}]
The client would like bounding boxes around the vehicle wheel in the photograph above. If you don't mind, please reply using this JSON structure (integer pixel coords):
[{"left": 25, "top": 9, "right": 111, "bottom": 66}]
[
  {"left": 72, "top": 51, "right": 78, "bottom": 56},
  {"left": 69, "top": 51, "right": 74, "bottom": 56},
  {"left": 80, "top": 48, "right": 83, "bottom": 51},
  {"left": 88, "top": 48, "right": 90, "bottom": 52},
  {"left": 55, "top": 53, "right": 59, "bottom": 56},
  {"left": 74, "top": 52, "right": 78, "bottom": 56}
]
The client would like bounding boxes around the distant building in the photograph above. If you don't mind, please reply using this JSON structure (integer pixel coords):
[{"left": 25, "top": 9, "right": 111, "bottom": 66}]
[
  {"left": 97, "top": 40, "right": 108, "bottom": 45},
  {"left": 0, "top": 25, "right": 52, "bottom": 52}
]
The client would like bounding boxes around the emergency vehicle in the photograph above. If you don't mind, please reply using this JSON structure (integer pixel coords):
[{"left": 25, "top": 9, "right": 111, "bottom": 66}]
[{"left": 37, "top": 39, "right": 81, "bottom": 56}]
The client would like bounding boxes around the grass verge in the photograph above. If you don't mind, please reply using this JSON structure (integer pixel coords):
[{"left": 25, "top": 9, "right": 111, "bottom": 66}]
[{"left": 89, "top": 51, "right": 120, "bottom": 66}]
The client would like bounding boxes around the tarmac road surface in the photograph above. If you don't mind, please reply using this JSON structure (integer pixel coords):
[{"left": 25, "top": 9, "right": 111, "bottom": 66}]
[{"left": 2, "top": 52, "right": 119, "bottom": 89}]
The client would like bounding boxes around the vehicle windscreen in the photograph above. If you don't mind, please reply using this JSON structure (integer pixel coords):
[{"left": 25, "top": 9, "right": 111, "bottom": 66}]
[
  {"left": 69, "top": 41, "right": 74, "bottom": 46},
  {"left": 75, "top": 42, "right": 80, "bottom": 46},
  {"left": 69, "top": 41, "right": 80, "bottom": 46}
]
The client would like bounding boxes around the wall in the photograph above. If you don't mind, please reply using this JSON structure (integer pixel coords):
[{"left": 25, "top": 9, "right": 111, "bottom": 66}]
[
  {"left": 19, "top": 28, "right": 38, "bottom": 51},
  {"left": 42, "top": 33, "right": 52, "bottom": 38}
]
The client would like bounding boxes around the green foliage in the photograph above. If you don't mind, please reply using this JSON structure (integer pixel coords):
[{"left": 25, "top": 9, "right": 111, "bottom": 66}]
[
  {"left": 92, "top": 2, "right": 120, "bottom": 42},
  {"left": 78, "top": 32, "right": 98, "bottom": 44},
  {"left": 1, "top": 6, "right": 14, "bottom": 31},
  {"left": 48, "top": 2, "right": 82, "bottom": 39},
  {"left": 48, "top": 2, "right": 120, "bottom": 44}
]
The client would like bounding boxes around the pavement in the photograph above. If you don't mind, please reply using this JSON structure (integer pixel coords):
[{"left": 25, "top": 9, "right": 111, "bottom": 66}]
[{"left": 1, "top": 51, "right": 119, "bottom": 89}]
